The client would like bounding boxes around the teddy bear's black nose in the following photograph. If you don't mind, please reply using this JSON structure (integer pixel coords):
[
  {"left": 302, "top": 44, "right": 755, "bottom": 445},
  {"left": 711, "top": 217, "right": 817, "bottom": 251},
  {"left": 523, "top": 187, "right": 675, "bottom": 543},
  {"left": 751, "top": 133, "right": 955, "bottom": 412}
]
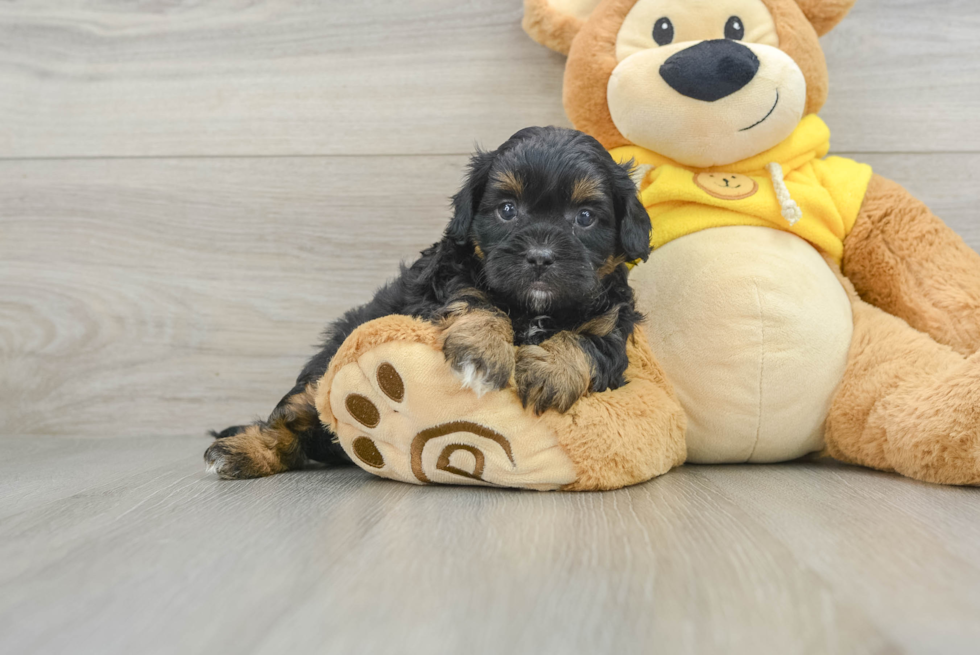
[{"left": 659, "top": 39, "right": 760, "bottom": 102}]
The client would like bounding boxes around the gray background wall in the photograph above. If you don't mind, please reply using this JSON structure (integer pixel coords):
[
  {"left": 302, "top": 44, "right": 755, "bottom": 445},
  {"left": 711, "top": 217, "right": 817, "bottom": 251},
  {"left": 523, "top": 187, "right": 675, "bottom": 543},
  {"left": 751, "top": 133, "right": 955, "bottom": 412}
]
[{"left": 3, "top": 0, "right": 979, "bottom": 441}]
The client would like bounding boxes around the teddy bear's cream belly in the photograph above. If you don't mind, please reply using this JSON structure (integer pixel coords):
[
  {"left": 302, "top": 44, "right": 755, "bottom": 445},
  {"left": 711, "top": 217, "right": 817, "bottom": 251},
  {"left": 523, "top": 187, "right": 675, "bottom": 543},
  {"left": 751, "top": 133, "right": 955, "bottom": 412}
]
[{"left": 629, "top": 226, "right": 853, "bottom": 464}]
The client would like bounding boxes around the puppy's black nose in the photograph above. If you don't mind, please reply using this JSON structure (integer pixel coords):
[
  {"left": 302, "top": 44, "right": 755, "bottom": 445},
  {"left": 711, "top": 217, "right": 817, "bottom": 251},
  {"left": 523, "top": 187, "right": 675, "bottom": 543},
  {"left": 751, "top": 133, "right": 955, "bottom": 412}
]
[
  {"left": 659, "top": 39, "right": 760, "bottom": 102},
  {"left": 526, "top": 248, "right": 555, "bottom": 268}
]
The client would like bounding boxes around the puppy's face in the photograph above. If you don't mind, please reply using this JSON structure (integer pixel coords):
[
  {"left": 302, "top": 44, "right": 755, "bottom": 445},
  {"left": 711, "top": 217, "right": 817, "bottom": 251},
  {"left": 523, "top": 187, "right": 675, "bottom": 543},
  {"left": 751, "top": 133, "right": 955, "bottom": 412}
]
[{"left": 447, "top": 127, "right": 651, "bottom": 314}]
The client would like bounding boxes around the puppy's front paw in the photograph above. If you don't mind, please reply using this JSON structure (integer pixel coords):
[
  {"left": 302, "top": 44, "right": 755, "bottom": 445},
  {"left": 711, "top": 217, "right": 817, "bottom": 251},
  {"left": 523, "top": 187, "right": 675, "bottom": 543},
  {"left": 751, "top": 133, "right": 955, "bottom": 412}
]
[
  {"left": 515, "top": 334, "right": 592, "bottom": 415},
  {"left": 441, "top": 310, "right": 515, "bottom": 396}
]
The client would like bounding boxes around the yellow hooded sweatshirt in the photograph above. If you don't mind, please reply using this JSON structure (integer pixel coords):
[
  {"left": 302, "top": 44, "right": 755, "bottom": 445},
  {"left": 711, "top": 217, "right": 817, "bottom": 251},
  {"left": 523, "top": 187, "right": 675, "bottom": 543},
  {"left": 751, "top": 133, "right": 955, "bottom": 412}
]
[{"left": 610, "top": 115, "right": 874, "bottom": 264}]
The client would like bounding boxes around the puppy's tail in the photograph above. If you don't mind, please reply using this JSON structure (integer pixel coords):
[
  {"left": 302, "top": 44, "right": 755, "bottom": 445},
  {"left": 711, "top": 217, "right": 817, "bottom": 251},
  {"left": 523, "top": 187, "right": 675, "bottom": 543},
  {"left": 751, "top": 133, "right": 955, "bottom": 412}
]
[{"left": 209, "top": 425, "right": 247, "bottom": 439}]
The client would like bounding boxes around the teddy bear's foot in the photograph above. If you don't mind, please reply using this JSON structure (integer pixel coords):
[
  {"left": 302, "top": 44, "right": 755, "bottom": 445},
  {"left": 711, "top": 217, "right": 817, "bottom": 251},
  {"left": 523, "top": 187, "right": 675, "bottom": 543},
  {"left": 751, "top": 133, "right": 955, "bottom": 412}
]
[
  {"left": 314, "top": 315, "right": 687, "bottom": 491},
  {"left": 826, "top": 291, "right": 980, "bottom": 486},
  {"left": 315, "top": 321, "right": 578, "bottom": 490},
  {"left": 873, "top": 353, "right": 980, "bottom": 486}
]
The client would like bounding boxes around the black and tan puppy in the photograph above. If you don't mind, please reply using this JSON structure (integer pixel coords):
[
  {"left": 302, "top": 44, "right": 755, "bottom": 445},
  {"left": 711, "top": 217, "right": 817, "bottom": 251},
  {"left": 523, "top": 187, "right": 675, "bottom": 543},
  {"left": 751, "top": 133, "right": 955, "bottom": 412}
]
[{"left": 206, "top": 126, "right": 651, "bottom": 479}]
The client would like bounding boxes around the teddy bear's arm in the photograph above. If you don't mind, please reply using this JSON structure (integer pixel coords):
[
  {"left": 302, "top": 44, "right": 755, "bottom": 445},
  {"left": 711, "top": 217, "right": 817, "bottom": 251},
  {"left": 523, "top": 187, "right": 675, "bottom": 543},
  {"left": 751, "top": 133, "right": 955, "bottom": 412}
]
[
  {"left": 319, "top": 317, "right": 686, "bottom": 491},
  {"left": 842, "top": 174, "right": 980, "bottom": 356}
]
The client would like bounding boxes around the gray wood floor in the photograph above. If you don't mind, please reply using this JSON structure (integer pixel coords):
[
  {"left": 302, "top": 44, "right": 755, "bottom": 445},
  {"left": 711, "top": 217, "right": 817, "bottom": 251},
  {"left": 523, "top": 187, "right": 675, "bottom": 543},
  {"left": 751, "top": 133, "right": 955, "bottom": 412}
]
[{"left": 2, "top": 1, "right": 979, "bottom": 653}]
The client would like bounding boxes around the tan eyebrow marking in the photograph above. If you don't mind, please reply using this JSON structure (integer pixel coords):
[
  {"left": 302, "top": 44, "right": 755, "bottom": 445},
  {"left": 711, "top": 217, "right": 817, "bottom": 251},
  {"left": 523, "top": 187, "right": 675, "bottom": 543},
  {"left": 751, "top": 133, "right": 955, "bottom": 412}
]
[
  {"left": 491, "top": 169, "right": 524, "bottom": 197},
  {"left": 571, "top": 177, "right": 603, "bottom": 204}
]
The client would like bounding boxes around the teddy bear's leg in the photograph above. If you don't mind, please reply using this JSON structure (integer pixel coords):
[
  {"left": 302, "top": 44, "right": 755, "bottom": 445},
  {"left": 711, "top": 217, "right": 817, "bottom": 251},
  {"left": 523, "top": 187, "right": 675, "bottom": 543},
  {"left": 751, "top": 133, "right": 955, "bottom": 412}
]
[
  {"left": 843, "top": 174, "right": 980, "bottom": 356},
  {"left": 320, "top": 316, "right": 686, "bottom": 491},
  {"left": 825, "top": 279, "right": 980, "bottom": 486}
]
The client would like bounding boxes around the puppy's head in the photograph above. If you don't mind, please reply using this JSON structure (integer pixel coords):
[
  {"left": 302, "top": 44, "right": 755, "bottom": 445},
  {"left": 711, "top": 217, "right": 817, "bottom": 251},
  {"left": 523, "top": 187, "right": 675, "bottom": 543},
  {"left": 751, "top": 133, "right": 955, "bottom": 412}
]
[{"left": 447, "top": 126, "right": 650, "bottom": 313}]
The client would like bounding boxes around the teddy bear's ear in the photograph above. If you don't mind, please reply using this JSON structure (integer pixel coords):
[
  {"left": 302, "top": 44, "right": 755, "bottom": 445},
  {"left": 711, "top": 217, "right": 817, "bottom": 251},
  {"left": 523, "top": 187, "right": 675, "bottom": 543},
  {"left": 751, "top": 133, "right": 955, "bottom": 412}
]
[
  {"left": 794, "top": 0, "right": 857, "bottom": 36},
  {"left": 522, "top": 0, "right": 604, "bottom": 55}
]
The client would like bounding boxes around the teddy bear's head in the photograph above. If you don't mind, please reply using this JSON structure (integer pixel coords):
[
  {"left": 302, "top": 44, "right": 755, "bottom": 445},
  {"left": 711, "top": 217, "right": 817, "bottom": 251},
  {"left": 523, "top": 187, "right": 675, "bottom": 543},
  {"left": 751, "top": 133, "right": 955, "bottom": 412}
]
[{"left": 524, "top": 0, "right": 856, "bottom": 167}]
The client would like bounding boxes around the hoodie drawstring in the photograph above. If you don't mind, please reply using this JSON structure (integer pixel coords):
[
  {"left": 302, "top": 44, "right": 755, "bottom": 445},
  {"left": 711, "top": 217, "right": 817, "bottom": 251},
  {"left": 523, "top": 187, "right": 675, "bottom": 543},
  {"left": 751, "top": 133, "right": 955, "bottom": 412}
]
[{"left": 766, "top": 162, "right": 803, "bottom": 226}]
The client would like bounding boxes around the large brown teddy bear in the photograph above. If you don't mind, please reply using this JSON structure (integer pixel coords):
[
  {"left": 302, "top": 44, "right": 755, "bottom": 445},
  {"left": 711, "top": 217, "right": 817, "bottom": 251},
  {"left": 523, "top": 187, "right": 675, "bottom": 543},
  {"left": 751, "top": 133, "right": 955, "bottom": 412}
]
[{"left": 316, "top": 0, "right": 980, "bottom": 490}]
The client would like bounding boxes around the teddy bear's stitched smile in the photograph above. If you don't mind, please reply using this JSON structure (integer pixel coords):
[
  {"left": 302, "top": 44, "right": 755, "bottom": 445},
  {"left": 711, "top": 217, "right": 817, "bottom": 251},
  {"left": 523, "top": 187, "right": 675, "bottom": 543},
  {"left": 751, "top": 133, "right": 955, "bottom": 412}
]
[{"left": 740, "top": 89, "right": 780, "bottom": 132}]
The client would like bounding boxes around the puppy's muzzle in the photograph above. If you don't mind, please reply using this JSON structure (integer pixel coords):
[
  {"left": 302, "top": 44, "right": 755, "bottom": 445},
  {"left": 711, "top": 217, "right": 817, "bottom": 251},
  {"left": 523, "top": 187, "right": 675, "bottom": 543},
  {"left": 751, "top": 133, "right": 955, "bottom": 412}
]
[
  {"left": 659, "top": 39, "right": 760, "bottom": 102},
  {"left": 515, "top": 225, "right": 567, "bottom": 276}
]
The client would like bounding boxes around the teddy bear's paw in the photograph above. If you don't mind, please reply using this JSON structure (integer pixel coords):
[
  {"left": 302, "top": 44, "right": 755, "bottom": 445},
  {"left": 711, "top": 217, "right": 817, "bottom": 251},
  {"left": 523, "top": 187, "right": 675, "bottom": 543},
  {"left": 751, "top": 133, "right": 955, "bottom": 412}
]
[
  {"left": 322, "top": 340, "right": 577, "bottom": 490},
  {"left": 876, "top": 353, "right": 980, "bottom": 486}
]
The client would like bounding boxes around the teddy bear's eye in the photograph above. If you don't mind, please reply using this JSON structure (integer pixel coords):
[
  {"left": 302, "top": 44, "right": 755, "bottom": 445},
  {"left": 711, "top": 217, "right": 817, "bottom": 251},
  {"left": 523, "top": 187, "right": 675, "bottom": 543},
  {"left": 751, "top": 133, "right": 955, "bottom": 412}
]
[
  {"left": 725, "top": 16, "right": 745, "bottom": 40},
  {"left": 652, "top": 17, "right": 674, "bottom": 46}
]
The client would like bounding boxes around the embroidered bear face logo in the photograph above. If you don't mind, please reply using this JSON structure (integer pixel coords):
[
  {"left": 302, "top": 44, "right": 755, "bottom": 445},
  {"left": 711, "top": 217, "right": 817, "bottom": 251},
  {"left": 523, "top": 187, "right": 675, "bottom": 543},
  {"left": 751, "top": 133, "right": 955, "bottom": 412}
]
[
  {"left": 524, "top": 0, "right": 856, "bottom": 167},
  {"left": 694, "top": 172, "right": 759, "bottom": 200}
]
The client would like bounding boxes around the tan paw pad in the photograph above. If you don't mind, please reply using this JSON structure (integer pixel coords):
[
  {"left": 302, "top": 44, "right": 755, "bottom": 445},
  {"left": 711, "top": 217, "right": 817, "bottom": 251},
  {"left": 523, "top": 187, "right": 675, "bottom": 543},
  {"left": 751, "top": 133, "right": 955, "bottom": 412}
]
[{"left": 321, "top": 340, "right": 577, "bottom": 490}]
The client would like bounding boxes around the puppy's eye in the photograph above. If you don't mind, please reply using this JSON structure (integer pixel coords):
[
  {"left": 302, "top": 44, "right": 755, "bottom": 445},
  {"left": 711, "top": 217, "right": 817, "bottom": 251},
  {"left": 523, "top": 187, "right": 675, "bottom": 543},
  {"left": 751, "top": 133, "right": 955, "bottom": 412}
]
[
  {"left": 575, "top": 209, "right": 596, "bottom": 228},
  {"left": 725, "top": 16, "right": 745, "bottom": 40},
  {"left": 652, "top": 17, "right": 674, "bottom": 46},
  {"left": 497, "top": 202, "right": 517, "bottom": 221}
]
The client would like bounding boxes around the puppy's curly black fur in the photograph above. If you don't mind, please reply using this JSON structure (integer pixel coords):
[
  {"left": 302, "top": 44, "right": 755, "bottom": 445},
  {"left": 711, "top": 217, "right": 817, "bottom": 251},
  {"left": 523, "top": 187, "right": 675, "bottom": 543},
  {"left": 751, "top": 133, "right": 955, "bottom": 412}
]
[{"left": 206, "top": 126, "right": 651, "bottom": 479}]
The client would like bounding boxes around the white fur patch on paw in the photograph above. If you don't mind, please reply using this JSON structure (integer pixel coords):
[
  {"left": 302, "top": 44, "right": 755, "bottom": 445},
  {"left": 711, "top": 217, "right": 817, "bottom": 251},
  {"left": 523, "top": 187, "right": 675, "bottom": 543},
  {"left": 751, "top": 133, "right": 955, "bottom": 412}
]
[
  {"left": 452, "top": 360, "right": 495, "bottom": 397},
  {"left": 205, "top": 457, "right": 221, "bottom": 475},
  {"left": 204, "top": 443, "right": 229, "bottom": 477}
]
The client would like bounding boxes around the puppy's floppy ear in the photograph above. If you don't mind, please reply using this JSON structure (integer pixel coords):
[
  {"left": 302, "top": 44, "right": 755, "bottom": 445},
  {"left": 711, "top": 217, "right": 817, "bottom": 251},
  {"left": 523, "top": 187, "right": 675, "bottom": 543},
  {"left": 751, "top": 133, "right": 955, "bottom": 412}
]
[
  {"left": 447, "top": 149, "right": 496, "bottom": 245},
  {"left": 794, "top": 0, "right": 856, "bottom": 36},
  {"left": 522, "top": 0, "right": 603, "bottom": 55},
  {"left": 612, "top": 160, "right": 652, "bottom": 263}
]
